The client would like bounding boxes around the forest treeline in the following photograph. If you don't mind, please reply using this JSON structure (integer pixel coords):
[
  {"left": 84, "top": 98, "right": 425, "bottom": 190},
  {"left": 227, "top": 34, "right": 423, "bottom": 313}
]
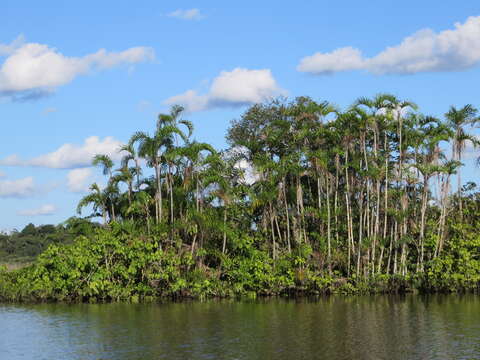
[
  {"left": 1, "top": 94, "right": 480, "bottom": 302},
  {"left": 0, "top": 219, "right": 98, "bottom": 264}
]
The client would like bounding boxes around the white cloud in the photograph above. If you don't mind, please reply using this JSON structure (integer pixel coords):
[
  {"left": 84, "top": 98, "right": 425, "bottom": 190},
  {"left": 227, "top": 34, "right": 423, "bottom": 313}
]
[
  {"left": 298, "top": 16, "right": 480, "bottom": 75},
  {"left": 298, "top": 47, "right": 365, "bottom": 75},
  {"left": 236, "top": 159, "right": 260, "bottom": 185},
  {"left": 18, "top": 204, "right": 56, "bottom": 216},
  {"left": 0, "top": 136, "right": 124, "bottom": 169},
  {"left": 0, "top": 177, "right": 35, "bottom": 198},
  {"left": 0, "top": 34, "right": 25, "bottom": 56},
  {"left": 0, "top": 170, "right": 5, "bottom": 177},
  {"left": 0, "top": 37, "right": 155, "bottom": 99},
  {"left": 165, "top": 68, "right": 286, "bottom": 112},
  {"left": 227, "top": 146, "right": 260, "bottom": 185},
  {"left": 166, "top": 90, "right": 209, "bottom": 112},
  {"left": 167, "top": 8, "right": 203, "bottom": 20},
  {"left": 67, "top": 168, "right": 93, "bottom": 192},
  {"left": 462, "top": 135, "right": 480, "bottom": 160},
  {"left": 0, "top": 154, "right": 22, "bottom": 166}
]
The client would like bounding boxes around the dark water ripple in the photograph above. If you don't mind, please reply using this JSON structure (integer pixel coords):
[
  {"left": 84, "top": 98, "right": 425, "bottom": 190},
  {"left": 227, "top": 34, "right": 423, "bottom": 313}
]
[{"left": 1, "top": 295, "right": 479, "bottom": 360}]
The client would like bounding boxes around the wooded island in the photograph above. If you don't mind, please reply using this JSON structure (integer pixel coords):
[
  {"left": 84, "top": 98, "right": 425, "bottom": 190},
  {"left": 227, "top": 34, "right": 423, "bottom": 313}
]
[{"left": 1, "top": 94, "right": 479, "bottom": 302}]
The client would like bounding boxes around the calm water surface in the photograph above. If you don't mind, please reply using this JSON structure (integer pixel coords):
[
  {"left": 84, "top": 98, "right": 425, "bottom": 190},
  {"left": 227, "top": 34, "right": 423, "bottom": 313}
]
[{"left": 1, "top": 295, "right": 479, "bottom": 359}]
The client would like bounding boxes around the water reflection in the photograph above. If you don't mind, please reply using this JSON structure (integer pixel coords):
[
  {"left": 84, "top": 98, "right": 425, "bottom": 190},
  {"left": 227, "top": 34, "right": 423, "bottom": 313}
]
[{"left": 1, "top": 295, "right": 479, "bottom": 359}]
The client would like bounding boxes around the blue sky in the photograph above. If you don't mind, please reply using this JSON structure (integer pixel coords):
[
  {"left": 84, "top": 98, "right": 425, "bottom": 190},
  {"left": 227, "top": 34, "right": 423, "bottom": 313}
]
[{"left": 1, "top": 1, "right": 480, "bottom": 230}]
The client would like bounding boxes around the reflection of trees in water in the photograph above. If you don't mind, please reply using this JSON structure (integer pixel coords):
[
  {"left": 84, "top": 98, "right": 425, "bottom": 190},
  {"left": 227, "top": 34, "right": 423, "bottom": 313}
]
[{"left": 3, "top": 296, "right": 479, "bottom": 360}]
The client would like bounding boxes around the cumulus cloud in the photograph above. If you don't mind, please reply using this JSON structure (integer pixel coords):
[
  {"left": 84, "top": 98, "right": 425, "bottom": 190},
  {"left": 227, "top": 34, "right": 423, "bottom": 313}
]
[
  {"left": 0, "top": 177, "right": 35, "bottom": 198},
  {"left": 67, "top": 168, "right": 93, "bottom": 192},
  {"left": 17, "top": 204, "right": 56, "bottom": 216},
  {"left": 298, "top": 47, "right": 365, "bottom": 75},
  {"left": 0, "top": 136, "right": 124, "bottom": 169},
  {"left": 166, "top": 90, "right": 209, "bottom": 112},
  {"left": 462, "top": 135, "right": 480, "bottom": 160},
  {"left": 226, "top": 146, "right": 260, "bottom": 185},
  {"left": 167, "top": 8, "right": 203, "bottom": 20},
  {"left": 0, "top": 34, "right": 25, "bottom": 56},
  {"left": 298, "top": 16, "right": 480, "bottom": 75},
  {"left": 165, "top": 68, "right": 286, "bottom": 111},
  {"left": 0, "top": 36, "right": 155, "bottom": 99},
  {"left": 235, "top": 158, "right": 260, "bottom": 185},
  {"left": 0, "top": 155, "right": 22, "bottom": 166}
]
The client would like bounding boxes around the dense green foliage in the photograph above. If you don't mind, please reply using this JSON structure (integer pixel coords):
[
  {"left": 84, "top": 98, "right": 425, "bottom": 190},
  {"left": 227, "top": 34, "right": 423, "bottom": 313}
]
[
  {"left": 0, "top": 218, "right": 97, "bottom": 264},
  {"left": 1, "top": 95, "right": 480, "bottom": 302}
]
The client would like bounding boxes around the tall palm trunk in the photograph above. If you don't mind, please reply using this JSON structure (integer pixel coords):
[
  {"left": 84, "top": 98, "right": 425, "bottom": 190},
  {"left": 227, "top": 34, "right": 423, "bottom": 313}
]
[
  {"left": 345, "top": 150, "right": 353, "bottom": 276},
  {"left": 283, "top": 178, "right": 291, "bottom": 253},
  {"left": 326, "top": 174, "right": 332, "bottom": 274},
  {"left": 356, "top": 189, "right": 364, "bottom": 278},
  {"left": 135, "top": 159, "right": 141, "bottom": 190},
  {"left": 155, "top": 163, "right": 162, "bottom": 223},
  {"left": 222, "top": 207, "right": 227, "bottom": 254},
  {"left": 418, "top": 176, "right": 429, "bottom": 272}
]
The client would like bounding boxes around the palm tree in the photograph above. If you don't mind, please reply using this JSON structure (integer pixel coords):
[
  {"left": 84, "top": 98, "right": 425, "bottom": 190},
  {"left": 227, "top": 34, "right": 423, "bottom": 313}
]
[
  {"left": 120, "top": 142, "right": 142, "bottom": 190},
  {"left": 411, "top": 115, "right": 449, "bottom": 271},
  {"left": 92, "top": 154, "right": 114, "bottom": 179},
  {"left": 444, "top": 104, "right": 479, "bottom": 214},
  {"left": 180, "top": 141, "right": 216, "bottom": 210},
  {"left": 111, "top": 166, "right": 134, "bottom": 207},
  {"left": 436, "top": 159, "right": 461, "bottom": 257},
  {"left": 130, "top": 121, "right": 187, "bottom": 223},
  {"left": 202, "top": 152, "right": 235, "bottom": 254},
  {"left": 126, "top": 191, "right": 154, "bottom": 234},
  {"left": 92, "top": 154, "right": 118, "bottom": 221},
  {"left": 77, "top": 183, "right": 108, "bottom": 224},
  {"left": 158, "top": 105, "right": 194, "bottom": 143}
]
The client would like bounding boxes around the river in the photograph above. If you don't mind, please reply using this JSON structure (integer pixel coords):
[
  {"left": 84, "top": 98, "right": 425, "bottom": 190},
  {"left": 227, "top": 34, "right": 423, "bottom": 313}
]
[{"left": 1, "top": 295, "right": 479, "bottom": 359}]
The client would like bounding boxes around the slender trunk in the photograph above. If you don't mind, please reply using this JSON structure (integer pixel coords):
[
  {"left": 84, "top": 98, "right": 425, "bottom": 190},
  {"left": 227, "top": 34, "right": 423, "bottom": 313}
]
[
  {"left": 383, "top": 135, "right": 389, "bottom": 243},
  {"left": 155, "top": 162, "right": 162, "bottom": 223},
  {"left": 169, "top": 172, "right": 174, "bottom": 225},
  {"left": 145, "top": 207, "right": 151, "bottom": 235},
  {"left": 393, "top": 221, "right": 398, "bottom": 274},
  {"left": 334, "top": 154, "right": 340, "bottom": 245},
  {"left": 102, "top": 205, "right": 107, "bottom": 225},
  {"left": 110, "top": 202, "right": 116, "bottom": 222},
  {"left": 274, "top": 214, "right": 283, "bottom": 245},
  {"left": 372, "top": 178, "right": 380, "bottom": 275},
  {"left": 127, "top": 182, "right": 132, "bottom": 206},
  {"left": 270, "top": 202, "right": 276, "bottom": 260},
  {"left": 283, "top": 178, "right": 291, "bottom": 253},
  {"left": 344, "top": 147, "right": 352, "bottom": 277},
  {"left": 296, "top": 175, "right": 305, "bottom": 244},
  {"left": 419, "top": 177, "right": 429, "bottom": 272},
  {"left": 222, "top": 207, "right": 227, "bottom": 254},
  {"left": 346, "top": 192, "right": 351, "bottom": 277},
  {"left": 135, "top": 159, "right": 141, "bottom": 190},
  {"left": 356, "top": 189, "right": 364, "bottom": 279},
  {"left": 196, "top": 175, "right": 200, "bottom": 212},
  {"left": 377, "top": 245, "right": 384, "bottom": 274},
  {"left": 436, "top": 174, "right": 451, "bottom": 258},
  {"left": 326, "top": 174, "right": 332, "bottom": 274},
  {"left": 458, "top": 150, "right": 463, "bottom": 218},
  {"left": 191, "top": 231, "right": 197, "bottom": 255}
]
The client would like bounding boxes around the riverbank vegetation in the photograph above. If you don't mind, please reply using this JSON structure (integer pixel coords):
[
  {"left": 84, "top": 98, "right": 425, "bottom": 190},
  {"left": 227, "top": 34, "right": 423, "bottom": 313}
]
[
  {"left": 0, "top": 219, "right": 96, "bottom": 267},
  {"left": 1, "top": 94, "right": 480, "bottom": 302}
]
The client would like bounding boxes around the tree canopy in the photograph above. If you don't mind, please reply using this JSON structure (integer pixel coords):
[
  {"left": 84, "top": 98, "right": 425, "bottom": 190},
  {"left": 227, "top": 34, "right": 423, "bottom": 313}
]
[{"left": 2, "top": 95, "right": 480, "bottom": 302}]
